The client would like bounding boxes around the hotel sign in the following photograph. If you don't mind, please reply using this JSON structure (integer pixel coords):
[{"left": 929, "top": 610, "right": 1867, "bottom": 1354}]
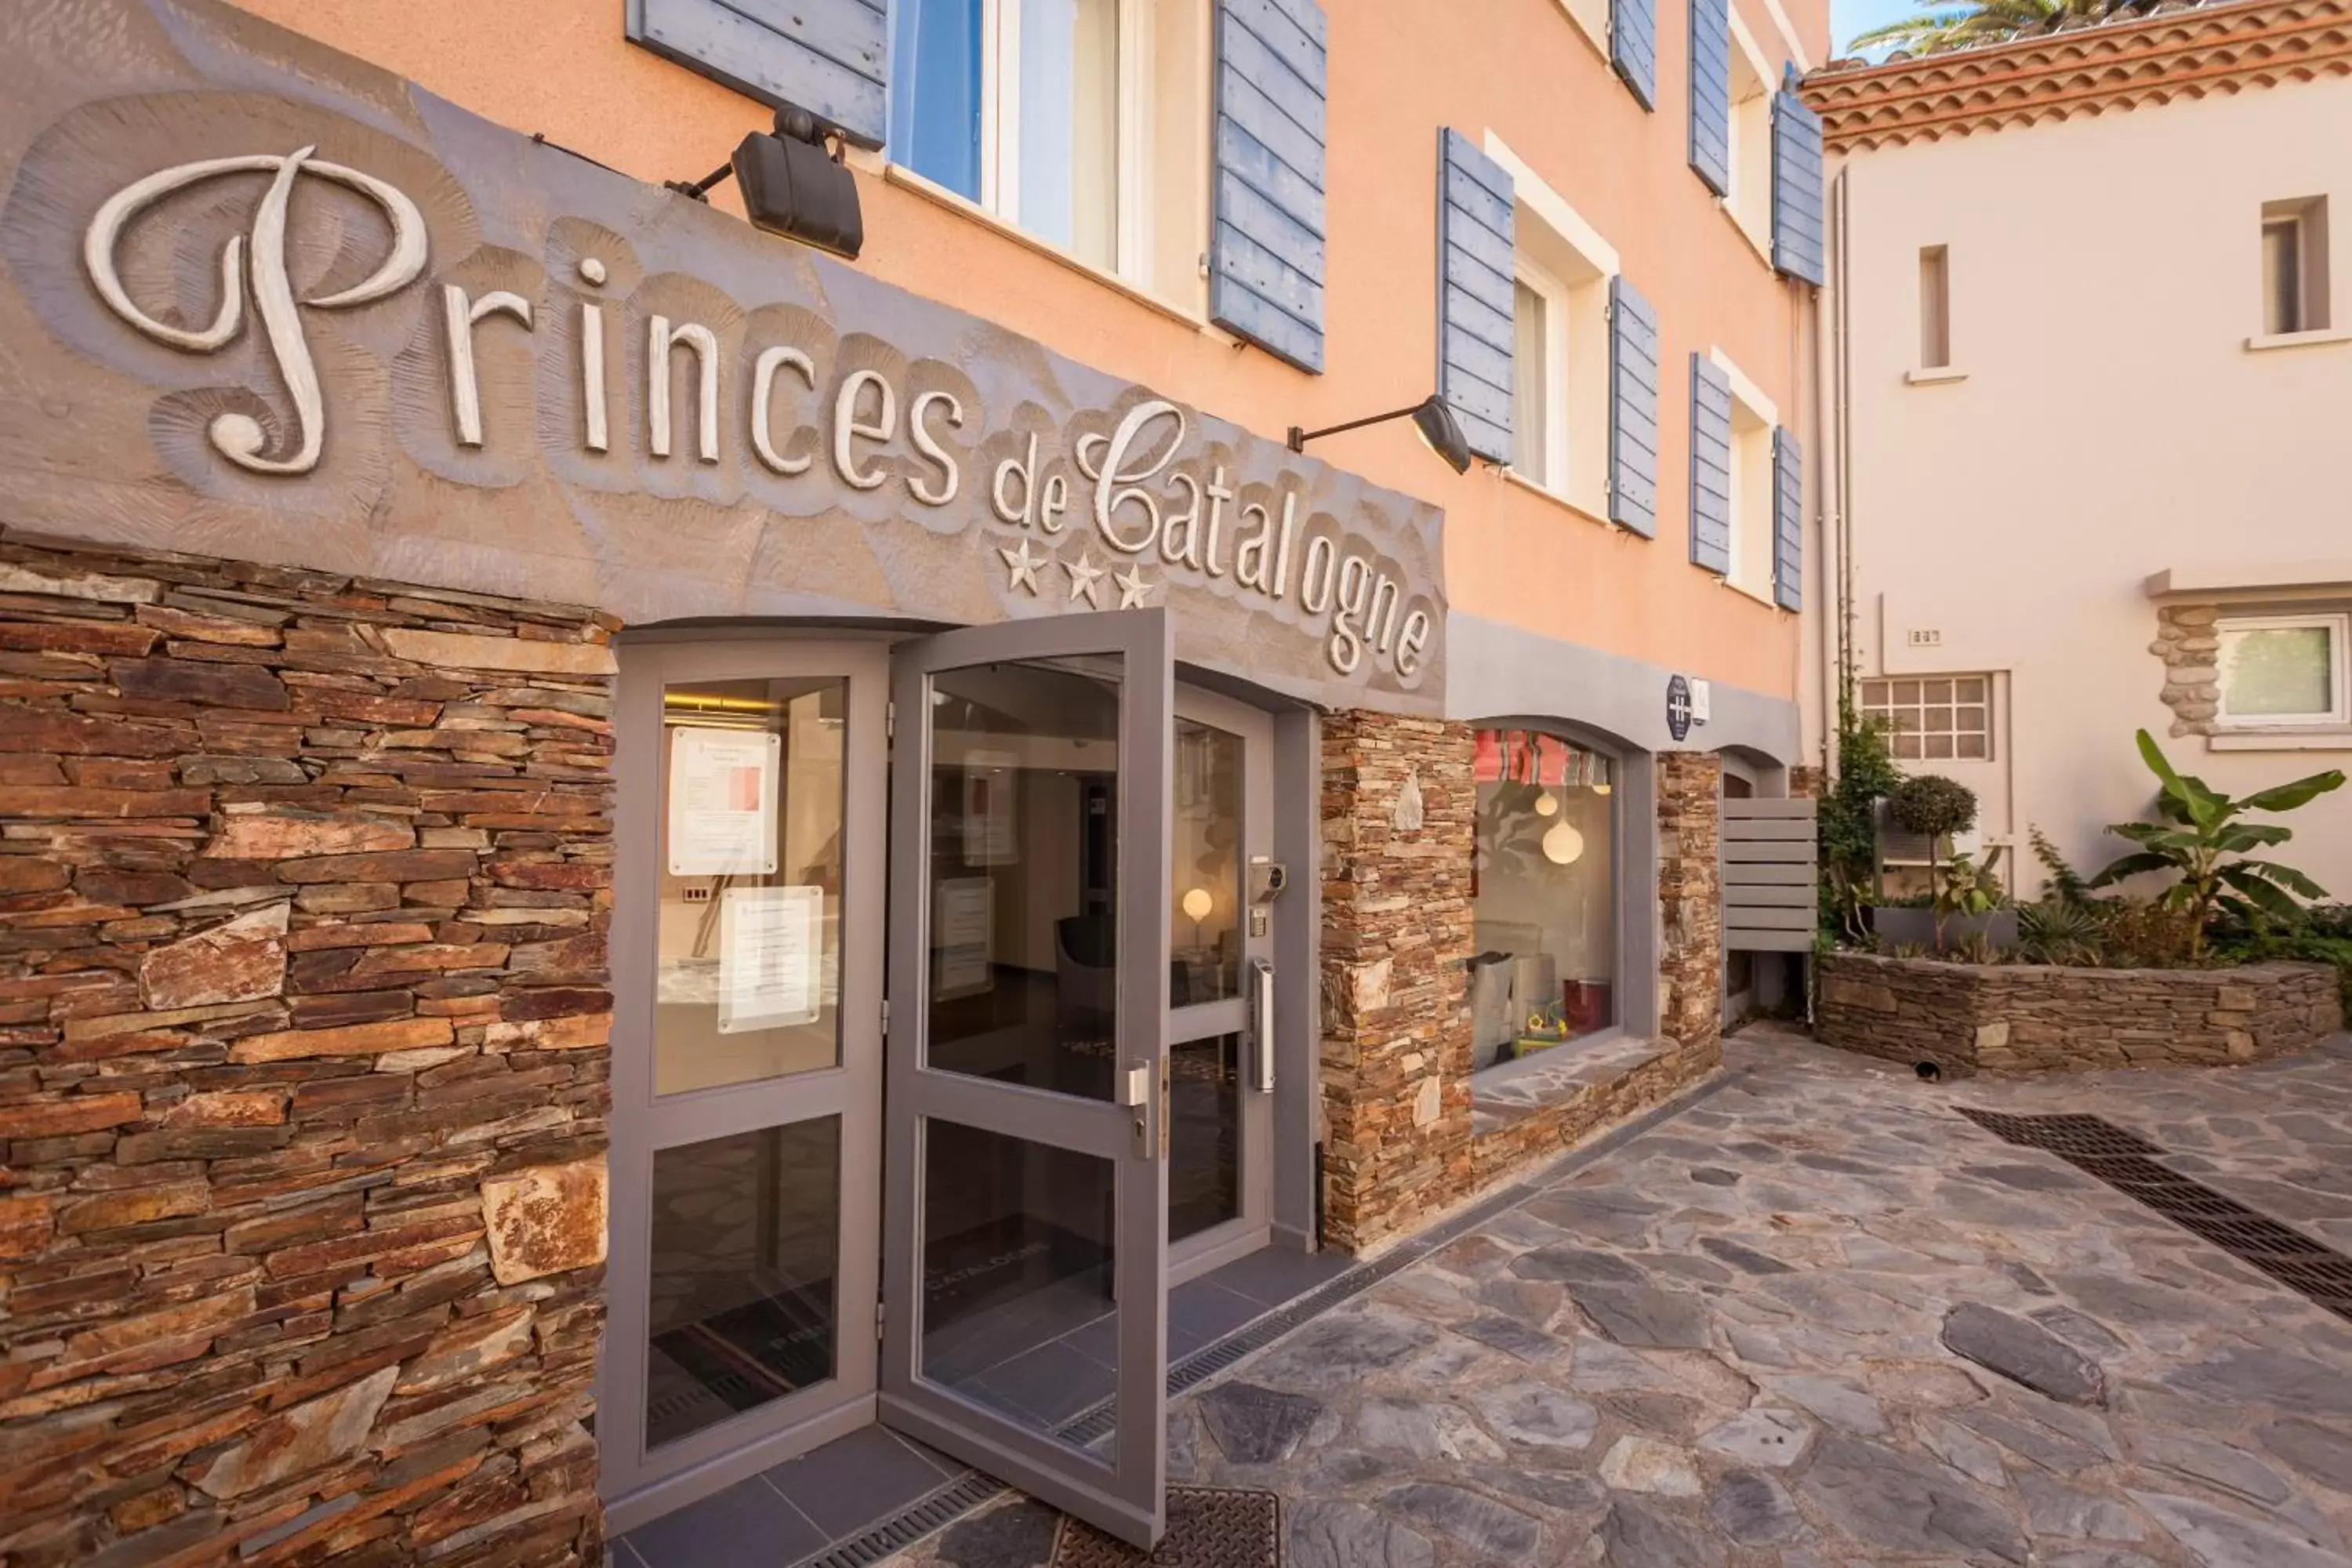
[{"left": 0, "top": 0, "right": 1445, "bottom": 710}]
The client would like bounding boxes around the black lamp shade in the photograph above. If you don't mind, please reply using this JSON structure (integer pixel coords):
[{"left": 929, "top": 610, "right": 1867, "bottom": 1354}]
[
  {"left": 1410, "top": 395, "right": 1474, "bottom": 474},
  {"left": 731, "top": 130, "right": 864, "bottom": 260}
]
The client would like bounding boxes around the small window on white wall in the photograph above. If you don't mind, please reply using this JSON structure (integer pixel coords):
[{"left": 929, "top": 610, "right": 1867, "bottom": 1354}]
[
  {"left": 1919, "top": 245, "right": 1951, "bottom": 369},
  {"left": 2218, "top": 613, "right": 2349, "bottom": 728},
  {"left": 1861, "top": 676, "right": 1993, "bottom": 760},
  {"left": 2260, "top": 198, "right": 2331, "bottom": 336}
]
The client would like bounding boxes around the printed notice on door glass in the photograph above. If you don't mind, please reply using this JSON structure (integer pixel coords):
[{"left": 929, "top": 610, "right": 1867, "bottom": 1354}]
[
  {"left": 961, "top": 750, "right": 1019, "bottom": 866},
  {"left": 718, "top": 886, "right": 824, "bottom": 1033},
  {"left": 669, "top": 726, "right": 780, "bottom": 876},
  {"left": 934, "top": 877, "right": 993, "bottom": 1000}
]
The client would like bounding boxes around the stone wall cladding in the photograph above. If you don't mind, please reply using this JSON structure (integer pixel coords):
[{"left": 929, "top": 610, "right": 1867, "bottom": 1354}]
[
  {"left": 1656, "top": 752, "right": 1725, "bottom": 1053},
  {"left": 1818, "top": 951, "right": 2344, "bottom": 1074},
  {"left": 2150, "top": 603, "right": 2223, "bottom": 738},
  {"left": 0, "top": 531, "right": 615, "bottom": 1567},
  {"left": 1317, "top": 713, "right": 1475, "bottom": 1254}
]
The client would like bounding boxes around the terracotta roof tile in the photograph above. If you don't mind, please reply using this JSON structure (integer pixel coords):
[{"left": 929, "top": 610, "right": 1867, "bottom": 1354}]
[{"left": 1802, "top": 0, "right": 2352, "bottom": 149}]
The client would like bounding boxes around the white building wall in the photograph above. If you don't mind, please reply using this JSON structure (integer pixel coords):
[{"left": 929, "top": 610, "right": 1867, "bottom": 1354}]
[{"left": 1827, "top": 74, "right": 2352, "bottom": 901}]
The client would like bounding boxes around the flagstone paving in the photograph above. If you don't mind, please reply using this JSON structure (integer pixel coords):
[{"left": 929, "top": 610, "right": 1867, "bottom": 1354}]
[{"left": 891, "top": 1025, "right": 2352, "bottom": 1566}]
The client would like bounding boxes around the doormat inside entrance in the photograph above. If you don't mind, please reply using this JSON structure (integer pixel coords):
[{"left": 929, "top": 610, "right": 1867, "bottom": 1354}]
[{"left": 1048, "top": 1488, "right": 1279, "bottom": 1568}]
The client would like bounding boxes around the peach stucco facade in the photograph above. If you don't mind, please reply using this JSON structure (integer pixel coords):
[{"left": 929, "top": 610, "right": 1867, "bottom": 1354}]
[
  {"left": 1808, "top": 7, "right": 2352, "bottom": 897},
  {"left": 228, "top": 0, "right": 1824, "bottom": 706}
]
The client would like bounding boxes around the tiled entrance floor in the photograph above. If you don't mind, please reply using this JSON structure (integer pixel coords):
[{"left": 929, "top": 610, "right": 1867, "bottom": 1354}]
[{"left": 615, "top": 1247, "right": 1354, "bottom": 1568}]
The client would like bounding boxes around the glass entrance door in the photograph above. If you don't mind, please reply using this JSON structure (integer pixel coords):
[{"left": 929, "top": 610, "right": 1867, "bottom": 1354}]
[
  {"left": 880, "top": 611, "right": 1173, "bottom": 1549},
  {"left": 1167, "top": 687, "right": 1276, "bottom": 1282},
  {"left": 604, "top": 641, "right": 887, "bottom": 1530}
]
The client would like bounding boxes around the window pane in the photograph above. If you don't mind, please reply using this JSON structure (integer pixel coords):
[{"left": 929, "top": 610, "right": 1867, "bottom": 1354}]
[
  {"left": 920, "top": 1120, "right": 1117, "bottom": 1458},
  {"left": 1893, "top": 733, "right": 1922, "bottom": 760},
  {"left": 1892, "top": 681, "right": 1920, "bottom": 704},
  {"left": 2222, "top": 625, "right": 2333, "bottom": 717},
  {"left": 1955, "top": 677, "right": 1986, "bottom": 702},
  {"left": 1018, "top": 0, "right": 1120, "bottom": 270},
  {"left": 2263, "top": 220, "right": 2301, "bottom": 336},
  {"left": 1923, "top": 680, "right": 1952, "bottom": 703},
  {"left": 1471, "top": 731, "right": 1617, "bottom": 1072},
  {"left": 927, "top": 659, "right": 1123, "bottom": 1100},
  {"left": 1956, "top": 705, "right": 1986, "bottom": 733},
  {"left": 1170, "top": 1032, "right": 1240, "bottom": 1242},
  {"left": 1512, "top": 281, "right": 1548, "bottom": 484},
  {"left": 1923, "top": 706, "right": 1954, "bottom": 734},
  {"left": 658, "top": 680, "right": 845, "bottom": 1095},
  {"left": 1174, "top": 720, "right": 1242, "bottom": 1005},
  {"left": 1860, "top": 681, "right": 1889, "bottom": 707},
  {"left": 646, "top": 1120, "right": 840, "bottom": 1449},
  {"left": 891, "top": 0, "right": 984, "bottom": 201},
  {"left": 1926, "top": 733, "right": 1954, "bottom": 760},
  {"left": 1956, "top": 734, "right": 1987, "bottom": 760}
]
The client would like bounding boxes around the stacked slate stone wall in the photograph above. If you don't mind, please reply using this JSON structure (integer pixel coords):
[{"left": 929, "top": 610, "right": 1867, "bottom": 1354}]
[
  {"left": 1819, "top": 951, "right": 2343, "bottom": 1074},
  {"left": 1317, "top": 713, "right": 1475, "bottom": 1254},
  {"left": 0, "top": 532, "right": 613, "bottom": 1566}
]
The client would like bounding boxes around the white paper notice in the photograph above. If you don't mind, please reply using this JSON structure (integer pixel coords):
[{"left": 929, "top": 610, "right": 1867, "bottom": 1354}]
[
  {"left": 934, "top": 877, "right": 993, "bottom": 1000},
  {"left": 718, "top": 885, "right": 823, "bottom": 1033},
  {"left": 669, "top": 726, "right": 779, "bottom": 876}
]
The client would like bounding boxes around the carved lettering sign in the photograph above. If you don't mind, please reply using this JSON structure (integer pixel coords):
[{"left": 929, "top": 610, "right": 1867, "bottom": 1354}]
[{"left": 0, "top": 0, "right": 1446, "bottom": 710}]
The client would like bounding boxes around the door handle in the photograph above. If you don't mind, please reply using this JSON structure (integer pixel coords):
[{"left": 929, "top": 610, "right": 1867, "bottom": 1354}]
[
  {"left": 1121, "top": 1058, "right": 1153, "bottom": 1159},
  {"left": 1248, "top": 957, "right": 1276, "bottom": 1094}
]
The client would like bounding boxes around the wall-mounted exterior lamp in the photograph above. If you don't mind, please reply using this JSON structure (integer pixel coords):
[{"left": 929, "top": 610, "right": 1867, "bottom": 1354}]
[
  {"left": 668, "top": 107, "right": 864, "bottom": 261},
  {"left": 1287, "top": 394, "right": 1473, "bottom": 475}
]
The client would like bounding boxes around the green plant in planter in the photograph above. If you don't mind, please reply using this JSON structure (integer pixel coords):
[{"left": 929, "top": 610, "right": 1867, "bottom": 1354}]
[
  {"left": 1934, "top": 847, "right": 2005, "bottom": 940},
  {"left": 2090, "top": 729, "right": 2345, "bottom": 956},
  {"left": 1889, "top": 774, "right": 1981, "bottom": 948},
  {"left": 2016, "top": 898, "right": 2103, "bottom": 965}
]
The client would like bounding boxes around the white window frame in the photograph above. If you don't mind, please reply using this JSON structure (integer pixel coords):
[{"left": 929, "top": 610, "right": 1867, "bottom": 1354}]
[
  {"left": 1484, "top": 133, "right": 1620, "bottom": 521},
  {"left": 977, "top": 0, "right": 1155, "bottom": 281},
  {"left": 1512, "top": 256, "right": 1573, "bottom": 492},
  {"left": 1860, "top": 673, "right": 1997, "bottom": 763},
  {"left": 1708, "top": 348, "right": 1777, "bottom": 603},
  {"left": 1723, "top": 9, "right": 1774, "bottom": 263},
  {"left": 2215, "top": 612, "right": 2351, "bottom": 730}
]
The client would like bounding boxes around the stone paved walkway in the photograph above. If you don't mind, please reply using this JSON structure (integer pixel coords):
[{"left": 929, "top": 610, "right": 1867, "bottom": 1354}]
[{"left": 891, "top": 1025, "right": 2352, "bottom": 1567}]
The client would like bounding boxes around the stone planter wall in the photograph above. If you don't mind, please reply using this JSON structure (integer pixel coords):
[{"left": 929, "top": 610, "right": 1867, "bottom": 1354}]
[
  {"left": 0, "top": 532, "right": 613, "bottom": 1566},
  {"left": 1818, "top": 951, "right": 2344, "bottom": 1074}
]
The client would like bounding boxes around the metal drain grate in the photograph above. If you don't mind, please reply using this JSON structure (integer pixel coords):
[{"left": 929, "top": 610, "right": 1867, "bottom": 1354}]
[
  {"left": 1048, "top": 1488, "right": 1280, "bottom": 1568},
  {"left": 1957, "top": 1107, "right": 2352, "bottom": 1322},
  {"left": 796, "top": 1472, "right": 1009, "bottom": 1568},
  {"left": 1956, "top": 1108, "right": 2163, "bottom": 1158}
]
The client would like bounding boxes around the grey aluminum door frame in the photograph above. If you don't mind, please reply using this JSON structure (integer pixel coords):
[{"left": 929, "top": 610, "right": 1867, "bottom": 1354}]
[
  {"left": 1167, "top": 684, "right": 1276, "bottom": 1286},
  {"left": 880, "top": 609, "right": 1173, "bottom": 1549},
  {"left": 603, "top": 638, "right": 887, "bottom": 1532}
]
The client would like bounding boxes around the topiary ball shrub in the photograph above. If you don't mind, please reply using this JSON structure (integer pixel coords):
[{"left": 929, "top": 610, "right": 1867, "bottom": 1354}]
[{"left": 1889, "top": 774, "right": 1979, "bottom": 841}]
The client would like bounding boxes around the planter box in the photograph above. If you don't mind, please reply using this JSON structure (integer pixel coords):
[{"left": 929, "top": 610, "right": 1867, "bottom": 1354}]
[
  {"left": 1817, "top": 952, "right": 2343, "bottom": 1076},
  {"left": 1869, "top": 907, "right": 2019, "bottom": 953}
]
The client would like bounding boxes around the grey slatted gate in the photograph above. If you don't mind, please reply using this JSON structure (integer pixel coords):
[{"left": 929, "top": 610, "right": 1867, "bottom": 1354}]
[{"left": 1723, "top": 797, "right": 1817, "bottom": 953}]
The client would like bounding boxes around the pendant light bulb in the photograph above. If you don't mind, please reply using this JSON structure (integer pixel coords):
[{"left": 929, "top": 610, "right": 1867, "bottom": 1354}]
[
  {"left": 1541, "top": 820, "right": 1585, "bottom": 866},
  {"left": 1534, "top": 791, "right": 1559, "bottom": 818}
]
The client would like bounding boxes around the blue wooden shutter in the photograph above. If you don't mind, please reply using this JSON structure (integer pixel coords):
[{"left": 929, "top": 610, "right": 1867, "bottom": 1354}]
[
  {"left": 1771, "top": 69, "right": 1827, "bottom": 285},
  {"left": 1613, "top": 0, "right": 1659, "bottom": 111},
  {"left": 1609, "top": 275, "right": 1660, "bottom": 536},
  {"left": 1688, "top": 0, "right": 1731, "bottom": 195},
  {"left": 1690, "top": 355, "right": 1732, "bottom": 575},
  {"left": 627, "top": 0, "right": 888, "bottom": 148},
  {"left": 1437, "top": 129, "right": 1514, "bottom": 465},
  {"left": 1773, "top": 426, "right": 1804, "bottom": 610},
  {"left": 1210, "top": 0, "right": 1329, "bottom": 373}
]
